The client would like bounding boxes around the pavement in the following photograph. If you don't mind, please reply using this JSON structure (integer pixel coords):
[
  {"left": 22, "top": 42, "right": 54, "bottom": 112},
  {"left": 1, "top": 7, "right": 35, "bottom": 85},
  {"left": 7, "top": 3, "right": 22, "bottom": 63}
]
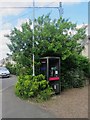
[{"left": 1, "top": 76, "right": 56, "bottom": 118}]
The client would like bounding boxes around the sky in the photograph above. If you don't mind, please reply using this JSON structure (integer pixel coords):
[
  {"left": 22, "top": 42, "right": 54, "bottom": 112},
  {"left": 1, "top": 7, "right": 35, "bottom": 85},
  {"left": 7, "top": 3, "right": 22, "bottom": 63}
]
[{"left": 0, "top": 0, "right": 89, "bottom": 60}]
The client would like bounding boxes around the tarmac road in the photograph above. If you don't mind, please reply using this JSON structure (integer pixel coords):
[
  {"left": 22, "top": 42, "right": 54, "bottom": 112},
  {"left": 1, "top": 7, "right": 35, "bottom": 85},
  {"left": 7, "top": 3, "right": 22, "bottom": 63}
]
[
  {"left": 1, "top": 75, "right": 55, "bottom": 118},
  {"left": 0, "top": 75, "right": 17, "bottom": 91},
  {"left": 0, "top": 75, "right": 17, "bottom": 119},
  {"left": 0, "top": 92, "right": 2, "bottom": 119},
  {"left": 2, "top": 86, "right": 55, "bottom": 118},
  {"left": 0, "top": 75, "right": 88, "bottom": 118}
]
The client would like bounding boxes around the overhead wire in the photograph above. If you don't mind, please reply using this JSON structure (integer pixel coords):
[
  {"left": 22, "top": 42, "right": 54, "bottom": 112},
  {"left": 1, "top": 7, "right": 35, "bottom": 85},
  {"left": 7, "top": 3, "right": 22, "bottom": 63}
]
[
  {"left": 1, "top": 0, "right": 59, "bottom": 25},
  {"left": 2, "top": 7, "right": 33, "bottom": 25}
]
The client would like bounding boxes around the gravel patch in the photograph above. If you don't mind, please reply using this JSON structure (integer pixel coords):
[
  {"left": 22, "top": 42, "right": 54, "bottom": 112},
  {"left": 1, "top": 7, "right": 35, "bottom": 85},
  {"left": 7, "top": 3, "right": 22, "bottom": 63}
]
[{"left": 37, "top": 85, "right": 88, "bottom": 118}]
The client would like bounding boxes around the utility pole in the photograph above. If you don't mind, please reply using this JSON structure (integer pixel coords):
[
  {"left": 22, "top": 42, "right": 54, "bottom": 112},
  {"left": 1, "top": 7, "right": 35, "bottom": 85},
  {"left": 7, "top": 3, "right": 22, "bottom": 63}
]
[
  {"left": 32, "top": 1, "right": 63, "bottom": 76},
  {"left": 32, "top": 0, "right": 35, "bottom": 76},
  {"left": 58, "top": 2, "right": 63, "bottom": 17}
]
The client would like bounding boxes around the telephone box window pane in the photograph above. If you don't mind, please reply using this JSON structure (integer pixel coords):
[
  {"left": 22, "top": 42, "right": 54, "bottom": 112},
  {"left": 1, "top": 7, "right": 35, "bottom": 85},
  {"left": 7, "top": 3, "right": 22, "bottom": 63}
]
[
  {"left": 40, "top": 59, "right": 47, "bottom": 77},
  {"left": 49, "top": 58, "right": 59, "bottom": 77}
]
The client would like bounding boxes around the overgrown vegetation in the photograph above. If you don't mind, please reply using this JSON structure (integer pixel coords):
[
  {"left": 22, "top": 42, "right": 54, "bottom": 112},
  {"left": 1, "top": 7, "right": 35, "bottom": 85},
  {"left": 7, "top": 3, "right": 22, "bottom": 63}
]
[
  {"left": 15, "top": 74, "right": 53, "bottom": 101},
  {"left": 61, "top": 54, "right": 90, "bottom": 90},
  {"left": 6, "top": 15, "right": 87, "bottom": 75},
  {"left": 6, "top": 14, "right": 90, "bottom": 101},
  {"left": 6, "top": 62, "right": 32, "bottom": 75},
  {"left": 6, "top": 62, "right": 17, "bottom": 75}
]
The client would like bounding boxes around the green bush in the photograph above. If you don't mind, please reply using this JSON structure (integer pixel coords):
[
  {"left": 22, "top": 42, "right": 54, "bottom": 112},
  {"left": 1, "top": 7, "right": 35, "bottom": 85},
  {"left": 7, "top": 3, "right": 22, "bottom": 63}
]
[
  {"left": 61, "top": 69, "right": 86, "bottom": 90},
  {"left": 15, "top": 74, "right": 53, "bottom": 101},
  {"left": 71, "top": 69, "right": 85, "bottom": 88},
  {"left": 15, "top": 64, "right": 32, "bottom": 76},
  {"left": 6, "top": 62, "right": 17, "bottom": 75},
  {"left": 61, "top": 54, "right": 90, "bottom": 77},
  {"left": 37, "top": 87, "right": 53, "bottom": 102},
  {"left": 6, "top": 62, "right": 33, "bottom": 75},
  {"left": 61, "top": 54, "right": 90, "bottom": 90},
  {"left": 76, "top": 55, "right": 90, "bottom": 78}
]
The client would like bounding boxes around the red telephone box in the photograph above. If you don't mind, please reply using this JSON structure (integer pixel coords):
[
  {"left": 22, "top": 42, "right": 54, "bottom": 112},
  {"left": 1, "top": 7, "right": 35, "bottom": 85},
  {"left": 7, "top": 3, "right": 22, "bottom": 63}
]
[{"left": 40, "top": 57, "right": 61, "bottom": 94}]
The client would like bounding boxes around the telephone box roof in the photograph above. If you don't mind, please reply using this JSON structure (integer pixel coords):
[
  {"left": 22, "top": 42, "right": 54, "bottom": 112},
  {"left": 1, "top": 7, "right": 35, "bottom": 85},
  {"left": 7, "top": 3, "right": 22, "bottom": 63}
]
[{"left": 40, "top": 56, "right": 60, "bottom": 59}]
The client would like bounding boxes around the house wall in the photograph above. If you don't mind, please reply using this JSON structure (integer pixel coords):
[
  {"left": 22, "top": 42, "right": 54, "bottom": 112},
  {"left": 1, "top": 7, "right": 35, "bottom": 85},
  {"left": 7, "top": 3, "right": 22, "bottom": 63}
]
[
  {"left": 88, "top": 41, "right": 90, "bottom": 59},
  {"left": 82, "top": 44, "right": 89, "bottom": 58},
  {"left": 0, "top": 56, "right": 16, "bottom": 66}
]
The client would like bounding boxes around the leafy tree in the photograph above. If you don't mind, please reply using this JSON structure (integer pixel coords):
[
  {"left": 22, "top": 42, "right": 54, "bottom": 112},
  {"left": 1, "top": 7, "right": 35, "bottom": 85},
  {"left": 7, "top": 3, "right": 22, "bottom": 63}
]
[{"left": 6, "top": 14, "right": 87, "bottom": 75}]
